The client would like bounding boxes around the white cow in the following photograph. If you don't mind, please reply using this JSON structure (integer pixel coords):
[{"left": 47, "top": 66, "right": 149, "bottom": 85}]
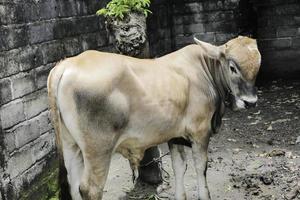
[{"left": 47, "top": 36, "right": 261, "bottom": 200}]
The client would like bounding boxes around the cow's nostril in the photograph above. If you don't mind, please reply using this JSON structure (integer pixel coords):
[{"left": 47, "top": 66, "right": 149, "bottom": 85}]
[{"left": 244, "top": 101, "right": 256, "bottom": 108}]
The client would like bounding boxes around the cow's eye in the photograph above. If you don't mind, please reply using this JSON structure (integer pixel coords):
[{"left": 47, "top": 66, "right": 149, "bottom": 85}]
[{"left": 230, "top": 66, "right": 237, "bottom": 74}]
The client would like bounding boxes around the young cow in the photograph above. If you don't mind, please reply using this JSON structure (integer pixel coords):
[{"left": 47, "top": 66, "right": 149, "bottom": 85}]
[{"left": 48, "top": 36, "right": 261, "bottom": 200}]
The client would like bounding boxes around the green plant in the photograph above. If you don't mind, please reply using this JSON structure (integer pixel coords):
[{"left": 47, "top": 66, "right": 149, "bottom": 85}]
[{"left": 96, "top": 0, "right": 151, "bottom": 20}]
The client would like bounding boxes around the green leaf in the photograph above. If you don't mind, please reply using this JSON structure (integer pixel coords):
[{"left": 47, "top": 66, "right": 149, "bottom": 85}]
[
  {"left": 95, "top": 0, "right": 152, "bottom": 19},
  {"left": 96, "top": 8, "right": 108, "bottom": 16}
]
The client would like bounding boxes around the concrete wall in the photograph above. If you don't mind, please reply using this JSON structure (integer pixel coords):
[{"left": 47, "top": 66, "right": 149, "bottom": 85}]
[{"left": 0, "top": 1, "right": 112, "bottom": 199}]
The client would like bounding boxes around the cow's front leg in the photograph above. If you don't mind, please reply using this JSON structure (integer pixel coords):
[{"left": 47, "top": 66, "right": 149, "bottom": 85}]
[
  {"left": 168, "top": 141, "right": 187, "bottom": 200},
  {"left": 191, "top": 138, "right": 211, "bottom": 200}
]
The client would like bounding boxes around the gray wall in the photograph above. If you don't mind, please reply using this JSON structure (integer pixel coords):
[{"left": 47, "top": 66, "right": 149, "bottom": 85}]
[
  {"left": 148, "top": 0, "right": 300, "bottom": 79},
  {"left": 255, "top": 0, "right": 300, "bottom": 79},
  {"left": 0, "top": 0, "right": 112, "bottom": 199}
]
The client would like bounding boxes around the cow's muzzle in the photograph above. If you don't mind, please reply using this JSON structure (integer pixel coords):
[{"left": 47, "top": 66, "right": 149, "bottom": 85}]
[{"left": 241, "top": 95, "right": 258, "bottom": 109}]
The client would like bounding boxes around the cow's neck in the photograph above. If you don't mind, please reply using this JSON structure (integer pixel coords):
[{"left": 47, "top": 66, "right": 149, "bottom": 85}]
[
  {"left": 196, "top": 53, "right": 229, "bottom": 103},
  {"left": 163, "top": 45, "right": 230, "bottom": 103}
]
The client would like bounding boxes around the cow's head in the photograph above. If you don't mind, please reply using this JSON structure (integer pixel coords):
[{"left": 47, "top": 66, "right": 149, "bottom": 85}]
[{"left": 194, "top": 36, "right": 261, "bottom": 110}]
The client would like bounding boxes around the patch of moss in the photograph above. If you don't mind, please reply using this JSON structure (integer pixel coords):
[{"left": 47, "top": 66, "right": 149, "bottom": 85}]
[{"left": 19, "top": 156, "right": 59, "bottom": 200}]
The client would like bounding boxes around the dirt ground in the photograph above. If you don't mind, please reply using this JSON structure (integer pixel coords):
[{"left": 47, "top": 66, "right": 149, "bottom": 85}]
[{"left": 102, "top": 80, "right": 300, "bottom": 200}]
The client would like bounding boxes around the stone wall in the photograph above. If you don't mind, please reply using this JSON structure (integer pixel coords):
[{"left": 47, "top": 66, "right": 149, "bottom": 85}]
[
  {"left": 148, "top": 0, "right": 242, "bottom": 56},
  {"left": 147, "top": 0, "right": 173, "bottom": 57},
  {"left": 148, "top": 0, "right": 300, "bottom": 79},
  {"left": 0, "top": 1, "right": 112, "bottom": 199},
  {"left": 254, "top": 0, "right": 300, "bottom": 79}
]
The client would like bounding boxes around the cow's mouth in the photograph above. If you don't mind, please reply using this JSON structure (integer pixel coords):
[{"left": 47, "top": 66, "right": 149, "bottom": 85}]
[{"left": 226, "top": 92, "right": 246, "bottom": 111}]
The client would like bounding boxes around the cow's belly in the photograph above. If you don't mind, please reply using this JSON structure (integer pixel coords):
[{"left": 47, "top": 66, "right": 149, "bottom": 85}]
[{"left": 115, "top": 106, "right": 186, "bottom": 162}]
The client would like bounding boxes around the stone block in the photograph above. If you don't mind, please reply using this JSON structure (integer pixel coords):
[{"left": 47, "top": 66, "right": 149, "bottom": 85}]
[
  {"left": 35, "top": 64, "right": 53, "bottom": 89},
  {"left": 31, "top": 132, "right": 55, "bottom": 162},
  {"left": 4, "top": 131, "right": 16, "bottom": 153},
  {"left": 11, "top": 72, "right": 36, "bottom": 99},
  {"left": 0, "top": 78, "right": 12, "bottom": 105},
  {"left": 223, "top": 0, "right": 239, "bottom": 9},
  {"left": 193, "top": 13, "right": 205, "bottom": 23},
  {"left": 38, "top": 111, "right": 53, "bottom": 134},
  {"left": 41, "top": 41, "right": 65, "bottom": 64},
  {"left": 186, "top": 2, "right": 203, "bottom": 13},
  {"left": 0, "top": 51, "right": 19, "bottom": 78},
  {"left": 292, "top": 37, "right": 300, "bottom": 47},
  {"left": 23, "top": 89, "right": 48, "bottom": 120},
  {"left": 75, "top": 16, "right": 101, "bottom": 34},
  {"left": 175, "top": 35, "right": 193, "bottom": 46},
  {"left": 28, "top": 21, "right": 54, "bottom": 44},
  {"left": 0, "top": 99, "right": 25, "bottom": 129},
  {"left": 184, "top": 23, "right": 204, "bottom": 34},
  {"left": 277, "top": 27, "right": 298, "bottom": 37},
  {"left": 259, "top": 38, "right": 291, "bottom": 49},
  {"left": 265, "top": 15, "right": 296, "bottom": 27},
  {"left": 39, "top": 0, "right": 58, "bottom": 20},
  {"left": 75, "top": 0, "right": 88, "bottom": 16},
  {"left": 23, "top": 2, "right": 40, "bottom": 22},
  {"left": 257, "top": 27, "right": 277, "bottom": 39},
  {"left": 0, "top": 3, "right": 25, "bottom": 25},
  {"left": 18, "top": 46, "right": 44, "bottom": 72},
  {"left": 295, "top": 16, "right": 300, "bottom": 25},
  {"left": 53, "top": 18, "right": 77, "bottom": 39},
  {"left": 62, "top": 37, "right": 82, "bottom": 57},
  {"left": 174, "top": 2, "right": 203, "bottom": 14},
  {"left": 57, "top": 0, "right": 77, "bottom": 17},
  {"left": 0, "top": 25, "right": 28, "bottom": 51},
  {"left": 254, "top": 0, "right": 298, "bottom": 6},
  {"left": 80, "top": 32, "right": 98, "bottom": 51},
  {"left": 275, "top": 4, "right": 300, "bottom": 15},
  {"left": 11, "top": 159, "right": 47, "bottom": 196},
  {"left": 202, "top": 1, "right": 218, "bottom": 11},
  {"left": 14, "top": 119, "right": 40, "bottom": 149},
  {"left": 205, "top": 10, "right": 235, "bottom": 22},
  {"left": 204, "top": 21, "right": 237, "bottom": 33},
  {"left": 1, "top": 46, "right": 44, "bottom": 78},
  {"left": 7, "top": 146, "right": 34, "bottom": 179}
]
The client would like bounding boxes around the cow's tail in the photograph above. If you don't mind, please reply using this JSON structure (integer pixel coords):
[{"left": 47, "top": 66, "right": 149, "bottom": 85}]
[{"left": 47, "top": 61, "right": 72, "bottom": 200}]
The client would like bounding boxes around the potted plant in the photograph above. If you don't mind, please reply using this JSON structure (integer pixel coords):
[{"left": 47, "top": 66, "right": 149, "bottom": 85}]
[
  {"left": 96, "top": 0, "right": 162, "bottom": 185},
  {"left": 96, "top": 0, "right": 151, "bottom": 57}
]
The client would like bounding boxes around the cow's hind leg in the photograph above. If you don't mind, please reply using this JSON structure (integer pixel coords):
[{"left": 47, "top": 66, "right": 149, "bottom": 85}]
[
  {"left": 60, "top": 122, "right": 84, "bottom": 200},
  {"left": 79, "top": 135, "right": 114, "bottom": 200},
  {"left": 191, "top": 136, "right": 211, "bottom": 200},
  {"left": 168, "top": 142, "right": 187, "bottom": 200}
]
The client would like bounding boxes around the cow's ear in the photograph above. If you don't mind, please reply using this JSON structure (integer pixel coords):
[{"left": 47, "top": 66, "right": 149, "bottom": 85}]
[{"left": 194, "top": 37, "right": 225, "bottom": 59}]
